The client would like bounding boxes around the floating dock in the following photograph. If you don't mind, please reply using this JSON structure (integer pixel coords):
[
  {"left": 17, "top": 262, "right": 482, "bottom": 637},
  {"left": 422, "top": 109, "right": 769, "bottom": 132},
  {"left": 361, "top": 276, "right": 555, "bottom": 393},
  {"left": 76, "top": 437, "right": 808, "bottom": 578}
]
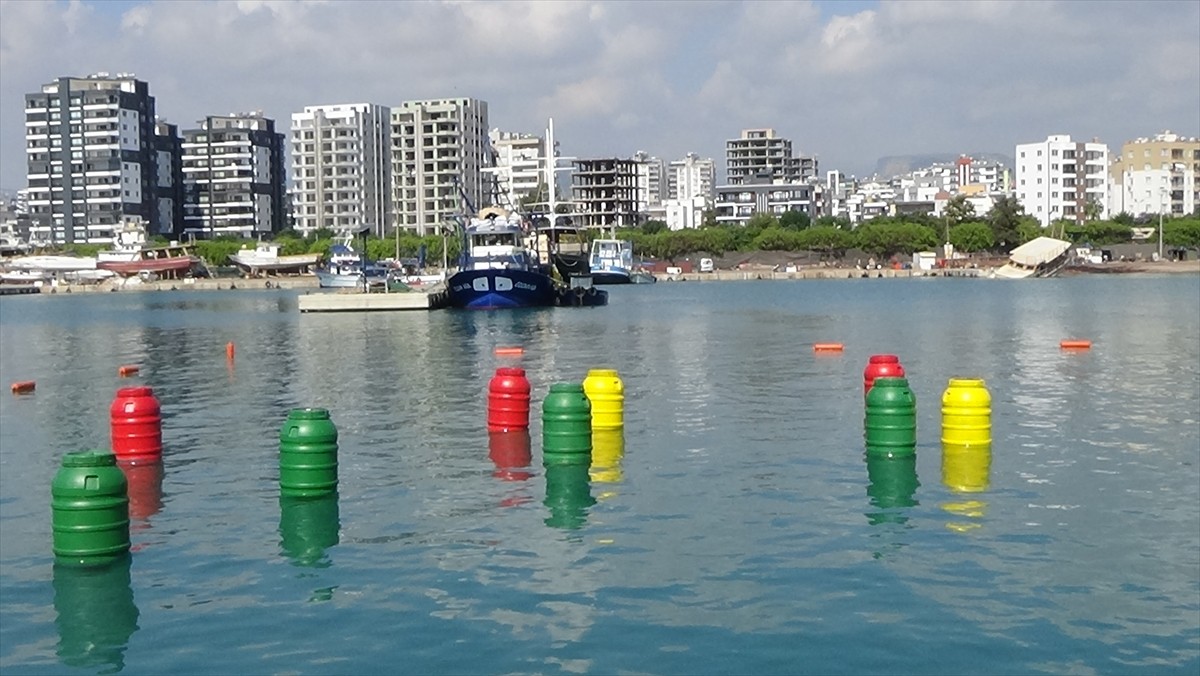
[{"left": 297, "top": 286, "right": 448, "bottom": 313}]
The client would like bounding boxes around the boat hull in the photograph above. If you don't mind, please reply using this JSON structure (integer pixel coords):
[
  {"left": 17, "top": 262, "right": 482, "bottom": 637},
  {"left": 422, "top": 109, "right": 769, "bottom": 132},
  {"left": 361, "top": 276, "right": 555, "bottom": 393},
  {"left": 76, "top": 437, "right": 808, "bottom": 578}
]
[
  {"left": 230, "top": 253, "right": 320, "bottom": 273},
  {"left": 591, "top": 269, "right": 632, "bottom": 285},
  {"left": 96, "top": 257, "right": 193, "bottom": 276},
  {"left": 447, "top": 269, "right": 559, "bottom": 309},
  {"left": 552, "top": 253, "right": 590, "bottom": 281}
]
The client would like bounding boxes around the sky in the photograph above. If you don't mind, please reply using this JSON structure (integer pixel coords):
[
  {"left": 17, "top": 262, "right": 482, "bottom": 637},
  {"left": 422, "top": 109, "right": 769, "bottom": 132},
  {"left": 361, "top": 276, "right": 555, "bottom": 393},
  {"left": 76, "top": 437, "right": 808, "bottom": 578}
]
[{"left": 0, "top": 0, "right": 1197, "bottom": 193}]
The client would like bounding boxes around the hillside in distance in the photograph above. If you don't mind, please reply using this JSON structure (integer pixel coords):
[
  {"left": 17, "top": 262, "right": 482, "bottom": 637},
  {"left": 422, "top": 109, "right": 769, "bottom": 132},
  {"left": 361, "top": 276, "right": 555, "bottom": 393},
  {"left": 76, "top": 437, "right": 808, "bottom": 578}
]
[{"left": 872, "top": 152, "right": 1013, "bottom": 179}]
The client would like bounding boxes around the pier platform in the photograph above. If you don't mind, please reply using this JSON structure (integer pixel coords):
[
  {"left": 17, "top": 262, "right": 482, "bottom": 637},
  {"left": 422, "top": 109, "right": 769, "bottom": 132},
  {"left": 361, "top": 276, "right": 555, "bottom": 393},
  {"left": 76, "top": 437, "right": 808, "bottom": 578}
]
[{"left": 298, "top": 286, "right": 448, "bottom": 312}]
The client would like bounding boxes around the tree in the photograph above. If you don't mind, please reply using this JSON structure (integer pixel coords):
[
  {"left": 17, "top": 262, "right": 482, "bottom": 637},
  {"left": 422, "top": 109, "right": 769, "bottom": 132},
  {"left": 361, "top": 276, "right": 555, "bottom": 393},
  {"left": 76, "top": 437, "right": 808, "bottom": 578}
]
[
  {"left": 814, "top": 215, "right": 853, "bottom": 230},
  {"left": 942, "top": 195, "right": 975, "bottom": 227},
  {"left": 1084, "top": 197, "right": 1103, "bottom": 222},
  {"left": 746, "top": 213, "right": 779, "bottom": 231},
  {"left": 641, "top": 219, "right": 667, "bottom": 235},
  {"left": 987, "top": 195, "right": 1025, "bottom": 251},
  {"left": 779, "top": 210, "right": 811, "bottom": 230},
  {"left": 1112, "top": 211, "right": 1134, "bottom": 226},
  {"left": 1015, "top": 218, "right": 1043, "bottom": 245},
  {"left": 948, "top": 222, "right": 995, "bottom": 253},
  {"left": 797, "top": 226, "right": 855, "bottom": 260}
]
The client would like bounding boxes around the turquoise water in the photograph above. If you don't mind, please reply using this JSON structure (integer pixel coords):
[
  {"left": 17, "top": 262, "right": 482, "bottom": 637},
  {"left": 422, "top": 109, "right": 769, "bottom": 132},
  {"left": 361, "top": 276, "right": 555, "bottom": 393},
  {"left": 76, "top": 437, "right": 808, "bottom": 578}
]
[{"left": 1, "top": 277, "right": 1198, "bottom": 674}]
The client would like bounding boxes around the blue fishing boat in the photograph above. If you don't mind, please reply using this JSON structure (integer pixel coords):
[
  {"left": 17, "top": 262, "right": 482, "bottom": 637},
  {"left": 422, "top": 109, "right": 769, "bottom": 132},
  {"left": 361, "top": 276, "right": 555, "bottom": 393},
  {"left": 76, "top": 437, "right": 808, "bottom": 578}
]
[{"left": 446, "top": 207, "right": 560, "bottom": 309}]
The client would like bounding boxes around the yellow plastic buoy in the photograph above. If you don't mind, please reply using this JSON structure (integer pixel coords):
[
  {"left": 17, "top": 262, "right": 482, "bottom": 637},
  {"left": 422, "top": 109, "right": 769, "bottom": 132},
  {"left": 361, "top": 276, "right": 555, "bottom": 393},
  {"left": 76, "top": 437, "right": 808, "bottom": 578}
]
[
  {"left": 10, "top": 381, "right": 35, "bottom": 395},
  {"left": 941, "top": 378, "right": 991, "bottom": 446},
  {"left": 117, "top": 365, "right": 140, "bottom": 377},
  {"left": 583, "top": 368, "right": 624, "bottom": 430},
  {"left": 1060, "top": 339, "right": 1092, "bottom": 349},
  {"left": 813, "top": 343, "right": 845, "bottom": 353}
]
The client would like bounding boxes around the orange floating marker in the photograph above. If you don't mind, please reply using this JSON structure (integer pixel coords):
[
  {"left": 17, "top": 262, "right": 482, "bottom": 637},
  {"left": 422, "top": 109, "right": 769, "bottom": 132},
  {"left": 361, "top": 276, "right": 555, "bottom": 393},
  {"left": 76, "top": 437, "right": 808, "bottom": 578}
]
[
  {"left": 494, "top": 347, "right": 524, "bottom": 357},
  {"left": 813, "top": 343, "right": 845, "bottom": 353},
  {"left": 118, "top": 365, "right": 140, "bottom": 377},
  {"left": 226, "top": 342, "right": 235, "bottom": 359},
  {"left": 1060, "top": 339, "right": 1092, "bottom": 350},
  {"left": 10, "top": 381, "right": 35, "bottom": 394}
]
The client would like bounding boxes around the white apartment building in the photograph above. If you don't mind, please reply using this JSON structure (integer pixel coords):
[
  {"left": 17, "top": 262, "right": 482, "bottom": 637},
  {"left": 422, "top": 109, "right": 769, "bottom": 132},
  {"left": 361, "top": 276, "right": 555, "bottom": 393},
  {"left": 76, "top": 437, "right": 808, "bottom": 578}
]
[
  {"left": 632, "top": 150, "right": 665, "bottom": 213},
  {"left": 391, "top": 98, "right": 490, "bottom": 236},
  {"left": 1108, "top": 131, "right": 1199, "bottom": 217},
  {"left": 489, "top": 129, "right": 545, "bottom": 207},
  {"left": 1015, "top": 134, "right": 1109, "bottom": 226},
  {"left": 181, "top": 113, "right": 286, "bottom": 238},
  {"left": 290, "top": 103, "right": 391, "bottom": 236},
  {"left": 667, "top": 153, "right": 715, "bottom": 202},
  {"left": 24, "top": 73, "right": 172, "bottom": 244}
]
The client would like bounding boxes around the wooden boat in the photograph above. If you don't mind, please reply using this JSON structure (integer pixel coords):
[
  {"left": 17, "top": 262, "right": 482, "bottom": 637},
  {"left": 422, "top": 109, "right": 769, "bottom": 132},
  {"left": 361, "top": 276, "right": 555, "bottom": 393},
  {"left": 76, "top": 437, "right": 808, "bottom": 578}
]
[{"left": 230, "top": 242, "right": 320, "bottom": 276}]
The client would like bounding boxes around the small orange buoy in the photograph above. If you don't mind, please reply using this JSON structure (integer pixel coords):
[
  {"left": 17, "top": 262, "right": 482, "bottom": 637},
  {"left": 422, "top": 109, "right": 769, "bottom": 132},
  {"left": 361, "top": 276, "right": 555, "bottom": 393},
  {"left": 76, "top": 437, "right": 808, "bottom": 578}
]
[
  {"left": 226, "top": 342, "right": 235, "bottom": 359},
  {"left": 813, "top": 343, "right": 845, "bottom": 353},
  {"left": 1060, "top": 339, "right": 1092, "bottom": 350},
  {"left": 10, "top": 381, "right": 35, "bottom": 394},
  {"left": 494, "top": 347, "right": 524, "bottom": 357},
  {"left": 118, "top": 365, "right": 140, "bottom": 377}
]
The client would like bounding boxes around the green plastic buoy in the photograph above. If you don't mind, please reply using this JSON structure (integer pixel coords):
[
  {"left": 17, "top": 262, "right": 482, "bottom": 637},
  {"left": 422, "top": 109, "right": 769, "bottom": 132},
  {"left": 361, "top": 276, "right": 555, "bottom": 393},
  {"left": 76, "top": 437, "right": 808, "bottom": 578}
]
[
  {"left": 279, "top": 408, "right": 339, "bottom": 498},
  {"left": 51, "top": 451, "right": 130, "bottom": 565},
  {"left": 542, "top": 383, "right": 591, "bottom": 464},
  {"left": 865, "top": 376, "right": 917, "bottom": 457}
]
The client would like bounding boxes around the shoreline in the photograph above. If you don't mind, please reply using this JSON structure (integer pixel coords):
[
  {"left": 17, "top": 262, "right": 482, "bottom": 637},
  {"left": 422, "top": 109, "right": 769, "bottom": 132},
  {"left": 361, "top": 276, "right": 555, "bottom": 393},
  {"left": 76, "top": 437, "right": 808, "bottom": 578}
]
[{"left": 1, "top": 259, "right": 1196, "bottom": 296}]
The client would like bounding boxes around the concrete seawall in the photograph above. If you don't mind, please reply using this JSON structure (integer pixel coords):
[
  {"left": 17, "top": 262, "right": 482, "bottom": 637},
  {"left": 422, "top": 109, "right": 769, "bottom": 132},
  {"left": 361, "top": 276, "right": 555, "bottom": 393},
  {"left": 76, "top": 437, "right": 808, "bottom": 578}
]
[{"left": 657, "top": 268, "right": 985, "bottom": 282}]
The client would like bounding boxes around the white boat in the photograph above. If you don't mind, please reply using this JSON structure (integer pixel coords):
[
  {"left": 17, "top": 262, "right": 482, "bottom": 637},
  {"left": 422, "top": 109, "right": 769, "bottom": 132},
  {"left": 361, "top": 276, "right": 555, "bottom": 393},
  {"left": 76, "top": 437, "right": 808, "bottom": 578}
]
[
  {"left": 1, "top": 222, "right": 29, "bottom": 257},
  {"left": 993, "top": 236, "right": 1072, "bottom": 279},
  {"left": 5, "top": 255, "right": 99, "bottom": 272},
  {"left": 230, "top": 242, "right": 320, "bottom": 275},
  {"left": 589, "top": 238, "right": 634, "bottom": 284}
]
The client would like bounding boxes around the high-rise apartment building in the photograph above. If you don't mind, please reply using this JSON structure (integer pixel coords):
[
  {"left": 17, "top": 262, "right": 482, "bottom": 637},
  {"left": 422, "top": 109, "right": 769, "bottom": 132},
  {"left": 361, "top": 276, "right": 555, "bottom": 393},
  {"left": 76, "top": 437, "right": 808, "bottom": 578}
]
[
  {"left": 571, "top": 158, "right": 642, "bottom": 229},
  {"left": 725, "top": 129, "right": 818, "bottom": 185},
  {"left": 290, "top": 103, "right": 392, "bottom": 236},
  {"left": 153, "top": 120, "right": 184, "bottom": 239},
  {"left": 1015, "top": 135, "right": 1109, "bottom": 226},
  {"left": 24, "top": 73, "right": 167, "bottom": 244},
  {"left": 667, "top": 153, "right": 715, "bottom": 202},
  {"left": 631, "top": 151, "right": 665, "bottom": 212},
  {"left": 489, "top": 129, "right": 545, "bottom": 207},
  {"left": 1108, "top": 131, "right": 1199, "bottom": 217},
  {"left": 181, "top": 113, "right": 286, "bottom": 238},
  {"left": 390, "top": 98, "right": 489, "bottom": 236}
]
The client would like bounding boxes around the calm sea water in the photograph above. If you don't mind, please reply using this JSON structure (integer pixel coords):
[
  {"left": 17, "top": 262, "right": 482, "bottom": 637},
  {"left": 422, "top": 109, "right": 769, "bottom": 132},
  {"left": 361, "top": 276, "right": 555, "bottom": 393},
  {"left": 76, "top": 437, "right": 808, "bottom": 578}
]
[{"left": 1, "top": 277, "right": 1198, "bottom": 675}]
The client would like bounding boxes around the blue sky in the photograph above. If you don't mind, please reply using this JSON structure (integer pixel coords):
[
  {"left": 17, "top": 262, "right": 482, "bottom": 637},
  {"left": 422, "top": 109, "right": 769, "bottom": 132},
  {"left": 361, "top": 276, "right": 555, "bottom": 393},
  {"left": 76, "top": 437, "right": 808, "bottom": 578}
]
[{"left": 1, "top": 0, "right": 1197, "bottom": 192}]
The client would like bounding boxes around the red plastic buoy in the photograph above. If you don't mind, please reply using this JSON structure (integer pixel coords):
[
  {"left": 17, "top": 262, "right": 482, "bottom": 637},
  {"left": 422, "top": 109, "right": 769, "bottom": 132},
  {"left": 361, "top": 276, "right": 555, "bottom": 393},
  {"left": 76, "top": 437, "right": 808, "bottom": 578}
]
[
  {"left": 494, "top": 346, "right": 524, "bottom": 357},
  {"left": 864, "top": 354, "right": 906, "bottom": 396},
  {"left": 10, "top": 381, "right": 35, "bottom": 394},
  {"left": 488, "top": 430, "right": 532, "bottom": 482},
  {"left": 117, "top": 365, "right": 140, "bottom": 377},
  {"left": 488, "top": 367, "right": 531, "bottom": 432},
  {"left": 110, "top": 386, "right": 162, "bottom": 465},
  {"left": 226, "top": 342, "right": 235, "bottom": 360},
  {"left": 1060, "top": 339, "right": 1092, "bottom": 350}
]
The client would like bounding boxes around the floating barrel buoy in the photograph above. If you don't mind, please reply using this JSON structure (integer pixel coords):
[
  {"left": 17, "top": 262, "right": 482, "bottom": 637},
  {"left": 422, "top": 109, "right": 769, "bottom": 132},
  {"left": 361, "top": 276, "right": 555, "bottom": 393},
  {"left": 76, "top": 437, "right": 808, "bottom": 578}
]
[
  {"left": 1060, "top": 339, "right": 1092, "bottom": 350},
  {"left": 863, "top": 354, "right": 905, "bottom": 396},
  {"left": 51, "top": 450, "right": 130, "bottom": 565},
  {"left": 813, "top": 343, "right": 845, "bottom": 353},
  {"left": 494, "top": 346, "right": 524, "bottom": 357},
  {"left": 583, "top": 369, "right": 624, "bottom": 430},
  {"left": 10, "top": 381, "right": 35, "bottom": 394},
  {"left": 111, "top": 386, "right": 163, "bottom": 465},
  {"left": 117, "top": 365, "right": 139, "bottom": 377},
  {"left": 488, "top": 367, "right": 531, "bottom": 432}
]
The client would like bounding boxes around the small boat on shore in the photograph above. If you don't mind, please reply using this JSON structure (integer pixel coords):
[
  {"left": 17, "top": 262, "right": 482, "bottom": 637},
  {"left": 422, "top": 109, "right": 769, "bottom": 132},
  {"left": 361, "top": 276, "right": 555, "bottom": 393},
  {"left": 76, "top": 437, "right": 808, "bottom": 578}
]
[
  {"left": 230, "top": 242, "right": 320, "bottom": 276},
  {"left": 993, "top": 236, "right": 1072, "bottom": 279},
  {"left": 96, "top": 225, "right": 197, "bottom": 278}
]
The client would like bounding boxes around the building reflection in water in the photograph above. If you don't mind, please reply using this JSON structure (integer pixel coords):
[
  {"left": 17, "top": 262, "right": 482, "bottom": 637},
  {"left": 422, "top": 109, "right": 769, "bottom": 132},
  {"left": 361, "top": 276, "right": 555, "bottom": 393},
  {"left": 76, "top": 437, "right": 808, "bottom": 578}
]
[
  {"left": 941, "top": 443, "right": 991, "bottom": 533},
  {"left": 54, "top": 553, "right": 139, "bottom": 673},
  {"left": 279, "top": 492, "right": 340, "bottom": 568}
]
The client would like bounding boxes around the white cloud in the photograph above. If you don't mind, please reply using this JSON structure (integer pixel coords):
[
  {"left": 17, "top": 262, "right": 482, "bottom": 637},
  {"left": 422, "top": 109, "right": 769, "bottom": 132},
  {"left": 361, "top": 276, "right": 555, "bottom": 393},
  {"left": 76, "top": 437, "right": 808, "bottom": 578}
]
[{"left": 0, "top": 0, "right": 1197, "bottom": 190}]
